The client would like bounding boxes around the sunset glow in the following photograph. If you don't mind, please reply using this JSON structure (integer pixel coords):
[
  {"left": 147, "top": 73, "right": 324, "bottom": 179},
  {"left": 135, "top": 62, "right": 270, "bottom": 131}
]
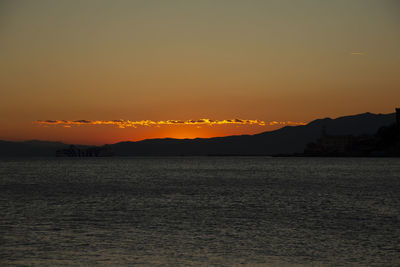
[
  {"left": 35, "top": 119, "right": 307, "bottom": 128},
  {"left": 0, "top": 0, "right": 399, "bottom": 144},
  {"left": 1, "top": 2, "right": 399, "bottom": 266}
]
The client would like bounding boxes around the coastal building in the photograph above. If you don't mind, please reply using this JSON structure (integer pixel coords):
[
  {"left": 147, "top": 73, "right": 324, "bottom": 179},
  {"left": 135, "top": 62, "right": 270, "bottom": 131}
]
[
  {"left": 304, "top": 108, "right": 400, "bottom": 156},
  {"left": 319, "top": 126, "right": 355, "bottom": 153},
  {"left": 56, "top": 145, "right": 113, "bottom": 157},
  {"left": 304, "top": 126, "right": 355, "bottom": 156}
]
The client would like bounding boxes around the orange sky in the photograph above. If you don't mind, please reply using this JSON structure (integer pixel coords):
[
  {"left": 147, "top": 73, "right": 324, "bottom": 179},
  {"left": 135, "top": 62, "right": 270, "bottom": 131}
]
[{"left": 1, "top": 0, "right": 399, "bottom": 145}]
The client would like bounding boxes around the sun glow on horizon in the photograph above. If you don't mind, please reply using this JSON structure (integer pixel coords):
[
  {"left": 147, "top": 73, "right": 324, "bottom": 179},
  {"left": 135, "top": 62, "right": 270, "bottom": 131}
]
[
  {"left": 29, "top": 118, "right": 308, "bottom": 144},
  {"left": 35, "top": 119, "right": 306, "bottom": 128}
]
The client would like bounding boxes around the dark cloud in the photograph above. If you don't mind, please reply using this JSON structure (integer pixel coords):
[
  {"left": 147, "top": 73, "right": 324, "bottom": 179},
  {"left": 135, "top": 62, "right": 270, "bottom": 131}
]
[{"left": 74, "top": 120, "right": 91, "bottom": 123}]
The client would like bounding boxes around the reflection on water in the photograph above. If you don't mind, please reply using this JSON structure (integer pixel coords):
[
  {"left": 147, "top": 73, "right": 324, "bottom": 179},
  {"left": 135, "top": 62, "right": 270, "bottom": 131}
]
[{"left": 0, "top": 157, "right": 399, "bottom": 266}]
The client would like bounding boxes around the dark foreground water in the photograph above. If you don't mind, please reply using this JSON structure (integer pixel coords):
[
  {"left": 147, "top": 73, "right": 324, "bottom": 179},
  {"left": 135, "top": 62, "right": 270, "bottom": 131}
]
[{"left": 0, "top": 157, "right": 399, "bottom": 266}]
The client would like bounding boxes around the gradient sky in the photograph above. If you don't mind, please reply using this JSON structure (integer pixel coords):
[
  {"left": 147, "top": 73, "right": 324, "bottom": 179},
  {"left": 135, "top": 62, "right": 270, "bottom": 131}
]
[{"left": 1, "top": 0, "right": 399, "bottom": 145}]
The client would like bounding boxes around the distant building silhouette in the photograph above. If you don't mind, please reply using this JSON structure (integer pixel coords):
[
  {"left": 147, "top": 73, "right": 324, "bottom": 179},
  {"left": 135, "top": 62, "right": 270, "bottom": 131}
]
[
  {"left": 304, "top": 127, "right": 355, "bottom": 156},
  {"left": 56, "top": 145, "right": 113, "bottom": 157},
  {"left": 304, "top": 108, "right": 400, "bottom": 157}
]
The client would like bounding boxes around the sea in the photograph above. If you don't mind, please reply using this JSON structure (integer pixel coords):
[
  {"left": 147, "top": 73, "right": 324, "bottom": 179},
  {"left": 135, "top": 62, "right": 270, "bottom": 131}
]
[{"left": 0, "top": 157, "right": 399, "bottom": 266}]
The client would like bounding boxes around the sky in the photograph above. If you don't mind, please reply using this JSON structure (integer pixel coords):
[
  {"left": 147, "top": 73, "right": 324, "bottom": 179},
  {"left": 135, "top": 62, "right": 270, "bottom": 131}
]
[{"left": 1, "top": 0, "right": 399, "bottom": 145}]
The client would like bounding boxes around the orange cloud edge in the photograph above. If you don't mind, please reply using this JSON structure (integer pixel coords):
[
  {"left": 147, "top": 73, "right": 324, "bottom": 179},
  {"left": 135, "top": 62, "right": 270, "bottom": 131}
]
[{"left": 35, "top": 119, "right": 306, "bottom": 128}]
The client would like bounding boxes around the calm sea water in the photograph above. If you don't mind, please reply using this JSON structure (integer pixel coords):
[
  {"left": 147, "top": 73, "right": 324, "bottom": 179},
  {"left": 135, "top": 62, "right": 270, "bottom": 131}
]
[{"left": 0, "top": 157, "right": 399, "bottom": 266}]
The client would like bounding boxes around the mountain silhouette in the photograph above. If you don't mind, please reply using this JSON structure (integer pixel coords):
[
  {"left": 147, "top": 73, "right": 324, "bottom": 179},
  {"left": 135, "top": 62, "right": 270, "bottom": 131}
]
[
  {"left": 0, "top": 112, "right": 396, "bottom": 157},
  {"left": 110, "top": 112, "right": 396, "bottom": 156}
]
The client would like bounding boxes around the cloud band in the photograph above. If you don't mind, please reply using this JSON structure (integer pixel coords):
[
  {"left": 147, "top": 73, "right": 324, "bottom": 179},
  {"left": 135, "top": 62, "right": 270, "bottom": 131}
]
[{"left": 35, "top": 119, "right": 306, "bottom": 128}]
